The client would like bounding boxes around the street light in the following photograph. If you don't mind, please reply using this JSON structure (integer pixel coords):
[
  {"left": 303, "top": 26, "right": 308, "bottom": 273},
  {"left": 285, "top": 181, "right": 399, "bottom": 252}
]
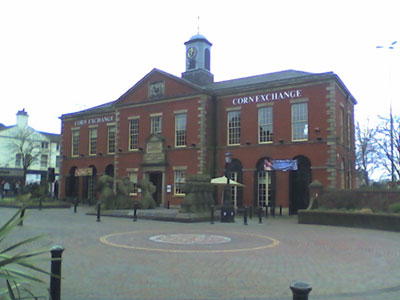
[
  {"left": 377, "top": 41, "right": 398, "bottom": 185},
  {"left": 221, "top": 151, "right": 234, "bottom": 222}
]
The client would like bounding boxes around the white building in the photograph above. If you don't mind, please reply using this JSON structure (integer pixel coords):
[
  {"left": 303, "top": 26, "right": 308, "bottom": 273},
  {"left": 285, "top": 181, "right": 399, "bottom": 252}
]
[{"left": 0, "top": 110, "right": 60, "bottom": 194}]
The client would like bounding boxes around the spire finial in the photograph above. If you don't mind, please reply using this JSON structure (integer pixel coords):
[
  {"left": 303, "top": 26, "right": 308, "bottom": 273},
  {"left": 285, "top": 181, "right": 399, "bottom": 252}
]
[{"left": 197, "top": 16, "right": 200, "bottom": 34}]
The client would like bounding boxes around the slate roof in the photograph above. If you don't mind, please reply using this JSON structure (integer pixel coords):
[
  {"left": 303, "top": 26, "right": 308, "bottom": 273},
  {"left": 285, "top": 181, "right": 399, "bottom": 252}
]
[{"left": 206, "top": 70, "right": 318, "bottom": 91}]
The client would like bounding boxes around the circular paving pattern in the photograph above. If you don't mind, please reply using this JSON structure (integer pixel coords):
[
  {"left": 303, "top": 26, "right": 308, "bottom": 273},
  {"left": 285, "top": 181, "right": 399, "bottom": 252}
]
[
  {"left": 100, "top": 230, "right": 279, "bottom": 253},
  {"left": 149, "top": 234, "right": 231, "bottom": 245}
]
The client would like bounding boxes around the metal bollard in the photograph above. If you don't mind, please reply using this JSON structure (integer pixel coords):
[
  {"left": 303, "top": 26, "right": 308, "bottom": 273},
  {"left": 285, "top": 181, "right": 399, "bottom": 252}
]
[
  {"left": 133, "top": 202, "right": 138, "bottom": 222},
  {"left": 74, "top": 198, "right": 78, "bottom": 213},
  {"left": 249, "top": 206, "right": 253, "bottom": 219},
  {"left": 290, "top": 281, "right": 312, "bottom": 300},
  {"left": 96, "top": 202, "right": 101, "bottom": 222},
  {"left": 18, "top": 208, "right": 26, "bottom": 226},
  {"left": 50, "top": 245, "right": 64, "bottom": 300},
  {"left": 258, "top": 207, "right": 262, "bottom": 224},
  {"left": 243, "top": 206, "right": 248, "bottom": 225},
  {"left": 210, "top": 205, "right": 214, "bottom": 224},
  {"left": 271, "top": 206, "right": 275, "bottom": 217},
  {"left": 39, "top": 197, "right": 43, "bottom": 210},
  {"left": 280, "top": 205, "right": 282, "bottom": 216},
  {"left": 167, "top": 201, "right": 170, "bottom": 209}
]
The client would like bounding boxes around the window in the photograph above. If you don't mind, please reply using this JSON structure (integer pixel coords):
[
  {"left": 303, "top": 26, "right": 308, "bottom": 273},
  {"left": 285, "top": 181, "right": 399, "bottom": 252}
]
[
  {"left": 151, "top": 115, "right": 162, "bottom": 134},
  {"left": 228, "top": 111, "right": 241, "bottom": 145},
  {"left": 128, "top": 171, "right": 138, "bottom": 195},
  {"left": 41, "top": 142, "right": 49, "bottom": 149},
  {"left": 108, "top": 126, "right": 116, "bottom": 154},
  {"left": 292, "top": 102, "right": 308, "bottom": 141},
  {"left": 175, "top": 113, "right": 187, "bottom": 147},
  {"left": 15, "top": 154, "right": 22, "bottom": 167},
  {"left": 257, "top": 171, "right": 272, "bottom": 207},
  {"left": 71, "top": 129, "right": 80, "bottom": 156},
  {"left": 129, "top": 119, "right": 139, "bottom": 150},
  {"left": 258, "top": 107, "right": 273, "bottom": 143},
  {"left": 40, "top": 154, "right": 48, "bottom": 168},
  {"left": 89, "top": 128, "right": 97, "bottom": 155},
  {"left": 230, "top": 172, "right": 238, "bottom": 208},
  {"left": 347, "top": 112, "right": 351, "bottom": 146},
  {"left": 340, "top": 106, "right": 345, "bottom": 143},
  {"left": 174, "top": 169, "right": 186, "bottom": 195}
]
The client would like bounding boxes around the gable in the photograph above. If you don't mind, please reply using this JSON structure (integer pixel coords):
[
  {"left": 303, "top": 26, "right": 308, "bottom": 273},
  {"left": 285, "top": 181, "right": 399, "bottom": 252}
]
[{"left": 115, "top": 69, "right": 205, "bottom": 106}]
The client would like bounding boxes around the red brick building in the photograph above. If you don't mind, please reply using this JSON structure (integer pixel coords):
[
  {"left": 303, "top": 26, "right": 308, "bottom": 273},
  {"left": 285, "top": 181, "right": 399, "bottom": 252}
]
[{"left": 60, "top": 34, "right": 356, "bottom": 213}]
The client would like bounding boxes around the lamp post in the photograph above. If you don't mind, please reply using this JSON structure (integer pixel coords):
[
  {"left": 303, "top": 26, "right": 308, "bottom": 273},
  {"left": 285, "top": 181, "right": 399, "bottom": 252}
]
[
  {"left": 377, "top": 41, "right": 398, "bottom": 186},
  {"left": 221, "top": 152, "right": 235, "bottom": 222}
]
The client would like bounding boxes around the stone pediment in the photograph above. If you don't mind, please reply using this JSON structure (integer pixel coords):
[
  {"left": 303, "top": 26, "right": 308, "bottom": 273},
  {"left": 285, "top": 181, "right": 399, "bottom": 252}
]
[{"left": 142, "top": 134, "right": 166, "bottom": 165}]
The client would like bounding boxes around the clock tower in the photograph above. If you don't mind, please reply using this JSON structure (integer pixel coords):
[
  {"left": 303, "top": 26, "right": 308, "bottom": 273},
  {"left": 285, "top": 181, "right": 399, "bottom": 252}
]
[{"left": 182, "top": 34, "right": 214, "bottom": 86}]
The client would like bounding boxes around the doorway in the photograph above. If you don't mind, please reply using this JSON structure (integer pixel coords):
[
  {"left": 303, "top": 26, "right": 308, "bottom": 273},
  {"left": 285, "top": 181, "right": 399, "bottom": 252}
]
[
  {"left": 148, "top": 172, "right": 162, "bottom": 206},
  {"left": 289, "top": 155, "right": 312, "bottom": 214}
]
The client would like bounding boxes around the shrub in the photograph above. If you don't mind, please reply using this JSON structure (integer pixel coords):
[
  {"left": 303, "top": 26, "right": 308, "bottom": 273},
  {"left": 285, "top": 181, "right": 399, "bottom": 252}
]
[
  {"left": 181, "top": 175, "right": 214, "bottom": 213},
  {"left": 388, "top": 202, "right": 400, "bottom": 213}
]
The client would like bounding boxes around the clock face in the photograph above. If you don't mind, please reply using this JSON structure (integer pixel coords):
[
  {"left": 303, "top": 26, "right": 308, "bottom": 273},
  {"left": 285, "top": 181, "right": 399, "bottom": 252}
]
[{"left": 187, "top": 47, "right": 197, "bottom": 59}]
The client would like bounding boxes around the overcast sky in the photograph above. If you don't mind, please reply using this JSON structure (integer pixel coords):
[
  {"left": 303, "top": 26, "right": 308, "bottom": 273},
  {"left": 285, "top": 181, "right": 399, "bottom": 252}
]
[{"left": 0, "top": 0, "right": 399, "bottom": 134}]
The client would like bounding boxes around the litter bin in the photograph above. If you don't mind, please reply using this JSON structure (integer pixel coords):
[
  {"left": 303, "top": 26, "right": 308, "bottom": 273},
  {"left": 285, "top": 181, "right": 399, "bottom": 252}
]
[{"left": 221, "top": 206, "right": 235, "bottom": 223}]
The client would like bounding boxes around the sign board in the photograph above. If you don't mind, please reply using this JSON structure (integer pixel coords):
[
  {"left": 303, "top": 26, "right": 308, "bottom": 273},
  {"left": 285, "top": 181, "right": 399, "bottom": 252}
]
[
  {"left": 75, "top": 168, "right": 93, "bottom": 177},
  {"left": 264, "top": 159, "right": 298, "bottom": 171}
]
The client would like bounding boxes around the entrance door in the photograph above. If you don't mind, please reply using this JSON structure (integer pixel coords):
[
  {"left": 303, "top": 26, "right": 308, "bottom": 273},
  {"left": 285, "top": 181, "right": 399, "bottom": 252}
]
[
  {"left": 289, "top": 156, "right": 311, "bottom": 214},
  {"left": 148, "top": 172, "right": 162, "bottom": 206}
]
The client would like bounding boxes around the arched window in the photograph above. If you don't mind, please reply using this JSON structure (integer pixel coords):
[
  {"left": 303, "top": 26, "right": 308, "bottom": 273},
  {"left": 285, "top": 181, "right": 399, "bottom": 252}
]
[{"left": 204, "top": 49, "right": 210, "bottom": 71}]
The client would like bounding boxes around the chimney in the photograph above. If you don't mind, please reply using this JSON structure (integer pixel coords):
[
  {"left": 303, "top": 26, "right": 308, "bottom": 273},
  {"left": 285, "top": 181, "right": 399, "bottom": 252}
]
[{"left": 16, "top": 109, "right": 29, "bottom": 128}]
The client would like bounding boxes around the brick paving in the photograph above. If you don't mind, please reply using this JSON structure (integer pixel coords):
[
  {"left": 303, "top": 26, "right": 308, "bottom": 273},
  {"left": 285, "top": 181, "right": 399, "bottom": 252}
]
[{"left": 1, "top": 206, "right": 400, "bottom": 300}]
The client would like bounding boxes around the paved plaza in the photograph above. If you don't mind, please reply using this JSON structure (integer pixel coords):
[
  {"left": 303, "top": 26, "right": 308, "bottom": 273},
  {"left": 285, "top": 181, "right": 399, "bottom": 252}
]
[{"left": 1, "top": 206, "right": 400, "bottom": 300}]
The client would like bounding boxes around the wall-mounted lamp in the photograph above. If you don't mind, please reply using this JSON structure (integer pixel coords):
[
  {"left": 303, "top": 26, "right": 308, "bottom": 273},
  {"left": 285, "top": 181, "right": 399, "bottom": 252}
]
[
  {"left": 314, "top": 127, "right": 320, "bottom": 132},
  {"left": 191, "top": 143, "right": 196, "bottom": 148},
  {"left": 167, "top": 145, "right": 171, "bottom": 149},
  {"left": 62, "top": 155, "right": 67, "bottom": 159},
  {"left": 98, "top": 152, "right": 103, "bottom": 156},
  {"left": 279, "top": 139, "right": 284, "bottom": 144},
  {"left": 138, "top": 147, "right": 143, "bottom": 151},
  {"left": 317, "top": 137, "right": 322, "bottom": 141},
  {"left": 79, "top": 154, "right": 84, "bottom": 157},
  {"left": 245, "top": 141, "right": 251, "bottom": 146},
  {"left": 118, "top": 149, "right": 123, "bottom": 152}
]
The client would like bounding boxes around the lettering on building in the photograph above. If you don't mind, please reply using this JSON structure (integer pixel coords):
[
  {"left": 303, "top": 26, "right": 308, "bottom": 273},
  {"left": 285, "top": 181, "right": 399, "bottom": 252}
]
[
  {"left": 74, "top": 115, "right": 114, "bottom": 127},
  {"left": 232, "top": 89, "right": 302, "bottom": 105}
]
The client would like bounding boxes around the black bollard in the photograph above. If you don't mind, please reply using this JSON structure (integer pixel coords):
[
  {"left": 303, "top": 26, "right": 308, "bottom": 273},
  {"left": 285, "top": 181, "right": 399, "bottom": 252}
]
[
  {"left": 50, "top": 245, "right": 64, "bottom": 300},
  {"left": 133, "top": 202, "right": 138, "bottom": 222},
  {"left": 18, "top": 208, "right": 26, "bottom": 226},
  {"left": 39, "top": 197, "right": 43, "bottom": 210},
  {"left": 96, "top": 202, "right": 101, "bottom": 222},
  {"left": 249, "top": 206, "right": 253, "bottom": 219},
  {"left": 271, "top": 206, "right": 275, "bottom": 217},
  {"left": 74, "top": 198, "right": 78, "bottom": 213},
  {"left": 167, "top": 201, "right": 170, "bottom": 209},
  {"left": 280, "top": 205, "right": 282, "bottom": 216},
  {"left": 290, "top": 281, "right": 312, "bottom": 300},
  {"left": 210, "top": 205, "right": 214, "bottom": 224},
  {"left": 243, "top": 206, "right": 248, "bottom": 225},
  {"left": 258, "top": 207, "right": 262, "bottom": 224}
]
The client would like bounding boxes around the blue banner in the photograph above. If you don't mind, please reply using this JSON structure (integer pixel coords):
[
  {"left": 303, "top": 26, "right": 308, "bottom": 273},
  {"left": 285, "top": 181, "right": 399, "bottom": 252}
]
[{"left": 264, "top": 159, "right": 298, "bottom": 171}]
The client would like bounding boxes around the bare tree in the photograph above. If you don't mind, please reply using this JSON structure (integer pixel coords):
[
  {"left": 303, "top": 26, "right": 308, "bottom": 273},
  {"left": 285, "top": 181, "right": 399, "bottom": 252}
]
[
  {"left": 375, "top": 112, "right": 400, "bottom": 184},
  {"left": 355, "top": 121, "right": 379, "bottom": 186},
  {"left": 9, "top": 126, "right": 42, "bottom": 185}
]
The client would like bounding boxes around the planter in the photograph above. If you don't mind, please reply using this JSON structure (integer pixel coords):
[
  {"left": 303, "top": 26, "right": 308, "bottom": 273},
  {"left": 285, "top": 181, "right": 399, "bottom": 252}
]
[{"left": 298, "top": 210, "right": 400, "bottom": 232}]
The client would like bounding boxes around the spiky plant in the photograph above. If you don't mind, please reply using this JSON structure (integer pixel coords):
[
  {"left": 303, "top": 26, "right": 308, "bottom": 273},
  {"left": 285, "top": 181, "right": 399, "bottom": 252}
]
[{"left": 0, "top": 208, "right": 51, "bottom": 299}]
